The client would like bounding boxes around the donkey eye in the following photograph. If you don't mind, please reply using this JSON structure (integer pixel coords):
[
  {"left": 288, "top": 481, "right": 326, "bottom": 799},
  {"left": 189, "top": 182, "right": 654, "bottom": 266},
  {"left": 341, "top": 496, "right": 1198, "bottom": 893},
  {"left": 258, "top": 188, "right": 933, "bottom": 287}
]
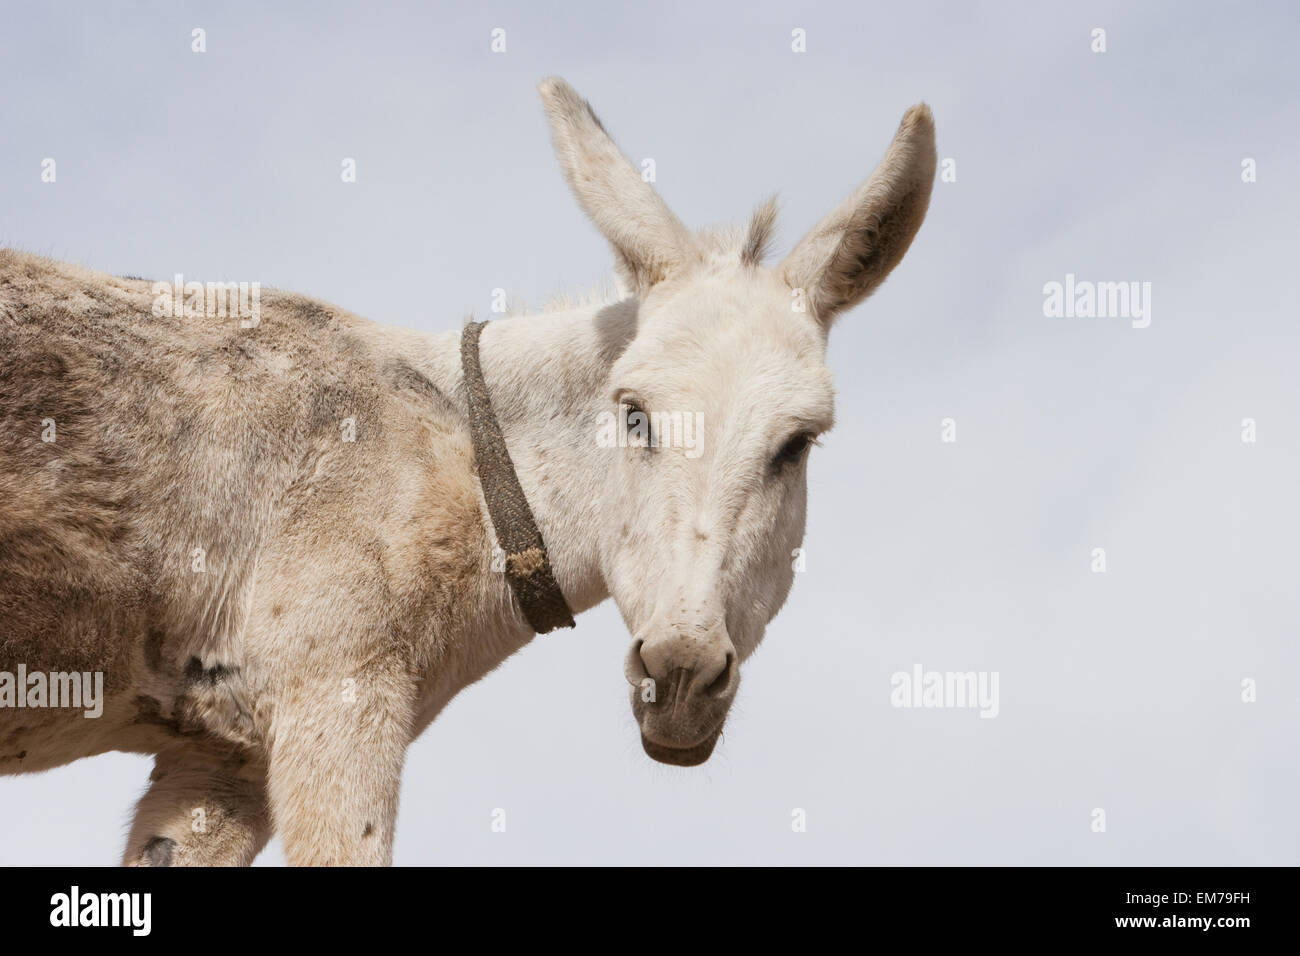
[
  {"left": 773, "top": 432, "right": 814, "bottom": 467},
  {"left": 622, "top": 401, "right": 651, "bottom": 447}
]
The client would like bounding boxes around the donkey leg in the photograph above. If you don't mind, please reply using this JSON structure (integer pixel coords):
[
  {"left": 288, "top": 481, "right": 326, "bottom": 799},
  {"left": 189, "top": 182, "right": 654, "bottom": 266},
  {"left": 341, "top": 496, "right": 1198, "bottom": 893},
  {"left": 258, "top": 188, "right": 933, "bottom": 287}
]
[
  {"left": 267, "top": 675, "right": 414, "bottom": 866},
  {"left": 123, "top": 745, "right": 271, "bottom": 867}
]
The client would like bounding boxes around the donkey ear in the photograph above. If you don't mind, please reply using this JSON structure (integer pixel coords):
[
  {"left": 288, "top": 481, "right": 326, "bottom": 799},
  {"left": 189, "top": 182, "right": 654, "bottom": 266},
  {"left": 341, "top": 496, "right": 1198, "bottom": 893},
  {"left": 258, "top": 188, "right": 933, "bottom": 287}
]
[
  {"left": 538, "top": 77, "right": 697, "bottom": 297},
  {"left": 781, "top": 104, "right": 936, "bottom": 328}
]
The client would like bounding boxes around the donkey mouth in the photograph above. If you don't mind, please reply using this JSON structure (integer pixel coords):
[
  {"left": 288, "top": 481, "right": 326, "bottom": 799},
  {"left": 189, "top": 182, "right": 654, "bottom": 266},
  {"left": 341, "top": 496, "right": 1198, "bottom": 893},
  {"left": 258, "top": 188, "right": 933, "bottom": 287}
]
[{"left": 640, "top": 728, "right": 721, "bottom": 767}]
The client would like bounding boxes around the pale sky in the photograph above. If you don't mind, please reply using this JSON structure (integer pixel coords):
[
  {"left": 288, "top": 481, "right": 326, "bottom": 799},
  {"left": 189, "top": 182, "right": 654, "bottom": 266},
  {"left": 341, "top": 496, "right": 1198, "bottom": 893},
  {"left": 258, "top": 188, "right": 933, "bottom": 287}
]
[{"left": 1, "top": 0, "right": 1297, "bottom": 865}]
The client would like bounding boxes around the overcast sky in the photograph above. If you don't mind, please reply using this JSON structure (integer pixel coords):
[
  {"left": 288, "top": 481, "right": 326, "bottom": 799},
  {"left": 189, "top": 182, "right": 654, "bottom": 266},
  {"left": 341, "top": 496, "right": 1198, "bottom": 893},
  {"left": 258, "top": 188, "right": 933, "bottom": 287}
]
[{"left": 2, "top": 0, "right": 1297, "bottom": 865}]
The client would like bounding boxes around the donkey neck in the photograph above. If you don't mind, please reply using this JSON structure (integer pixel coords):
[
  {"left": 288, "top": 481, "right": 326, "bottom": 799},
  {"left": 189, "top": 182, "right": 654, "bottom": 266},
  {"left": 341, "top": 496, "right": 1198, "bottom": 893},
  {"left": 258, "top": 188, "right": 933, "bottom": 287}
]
[{"left": 422, "top": 299, "right": 638, "bottom": 620}]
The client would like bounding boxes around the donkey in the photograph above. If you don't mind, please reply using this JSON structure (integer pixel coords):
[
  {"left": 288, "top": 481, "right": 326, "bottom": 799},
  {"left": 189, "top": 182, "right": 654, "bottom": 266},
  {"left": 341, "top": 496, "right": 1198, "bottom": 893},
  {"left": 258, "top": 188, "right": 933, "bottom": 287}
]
[{"left": 0, "top": 77, "right": 935, "bottom": 865}]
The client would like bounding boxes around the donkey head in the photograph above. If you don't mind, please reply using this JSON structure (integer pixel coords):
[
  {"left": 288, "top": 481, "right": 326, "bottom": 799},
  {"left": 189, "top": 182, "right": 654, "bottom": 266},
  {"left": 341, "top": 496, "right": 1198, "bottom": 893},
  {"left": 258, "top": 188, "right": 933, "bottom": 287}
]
[{"left": 539, "top": 77, "right": 935, "bottom": 765}]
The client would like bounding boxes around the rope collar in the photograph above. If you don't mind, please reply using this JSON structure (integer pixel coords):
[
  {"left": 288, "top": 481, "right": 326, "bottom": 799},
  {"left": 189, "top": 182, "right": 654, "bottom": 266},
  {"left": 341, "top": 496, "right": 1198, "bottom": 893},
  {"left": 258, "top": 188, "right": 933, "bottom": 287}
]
[{"left": 460, "top": 321, "right": 575, "bottom": 634}]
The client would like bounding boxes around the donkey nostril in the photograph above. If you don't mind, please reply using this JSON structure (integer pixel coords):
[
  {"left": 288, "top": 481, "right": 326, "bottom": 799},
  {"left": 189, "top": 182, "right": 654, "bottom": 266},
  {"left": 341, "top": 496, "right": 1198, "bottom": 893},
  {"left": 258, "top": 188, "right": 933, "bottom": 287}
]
[
  {"left": 705, "top": 651, "right": 737, "bottom": 698},
  {"left": 624, "top": 639, "right": 651, "bottom": 686}
]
